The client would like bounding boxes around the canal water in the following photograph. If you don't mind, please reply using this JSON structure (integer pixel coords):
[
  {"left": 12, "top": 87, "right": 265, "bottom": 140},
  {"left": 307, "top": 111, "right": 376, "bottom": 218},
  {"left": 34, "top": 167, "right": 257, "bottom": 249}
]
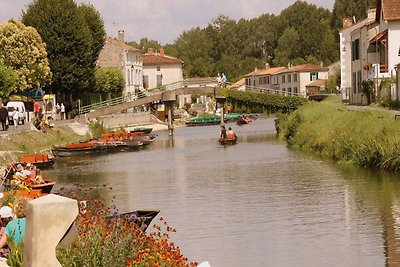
[{"left": 46, "top": 118, "right": 400, "bottom": 267}]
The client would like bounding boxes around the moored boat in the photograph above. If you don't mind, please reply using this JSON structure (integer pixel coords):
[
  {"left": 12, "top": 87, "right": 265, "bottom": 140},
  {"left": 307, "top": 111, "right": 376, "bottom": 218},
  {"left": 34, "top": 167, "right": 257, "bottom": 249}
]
[
  {"left": 129, "top": 127, "right": 153, "bottom": 134},
  {"left": 107, "top": 210, "right": 160, "bottom": 231},
  {"left": 185, "top": 116, "right": 226, "bottom": 127},
  {"left": 19, "top": 154, "right": 55, "bottom": 169}
]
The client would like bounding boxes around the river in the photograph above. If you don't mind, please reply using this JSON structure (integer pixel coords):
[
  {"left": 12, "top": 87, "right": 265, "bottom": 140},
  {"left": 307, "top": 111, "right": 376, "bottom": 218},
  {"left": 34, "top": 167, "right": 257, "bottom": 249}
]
[{"left": 46, "top": 118, "right": 400, "bottom": 267}]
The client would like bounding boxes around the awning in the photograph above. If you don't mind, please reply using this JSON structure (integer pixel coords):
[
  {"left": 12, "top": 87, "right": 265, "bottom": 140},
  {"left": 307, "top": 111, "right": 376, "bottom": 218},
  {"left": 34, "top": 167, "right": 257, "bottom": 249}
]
[{"left": 370, "top": 29, "right": 388, "bottom": 44}]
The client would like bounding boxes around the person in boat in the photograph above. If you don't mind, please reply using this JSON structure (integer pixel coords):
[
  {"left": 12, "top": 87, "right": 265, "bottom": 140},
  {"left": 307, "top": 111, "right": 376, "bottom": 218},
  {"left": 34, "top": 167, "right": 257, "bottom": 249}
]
[
  {"left": 227, "top": 127, "right": 236, "bottom": 140},
  {"left": 0, "top": 197, "right": 28, "bottom": 251},
  {"left": 220, "top": 125, "right": 227, "bottom": 140}
]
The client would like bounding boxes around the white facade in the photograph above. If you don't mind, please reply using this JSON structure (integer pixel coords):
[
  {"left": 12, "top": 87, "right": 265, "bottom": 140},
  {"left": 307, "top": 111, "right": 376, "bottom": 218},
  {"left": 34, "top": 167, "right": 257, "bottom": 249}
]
[
  {"left": 142, "top": 63, "right": 183, "bottom": 89},
  {"left": 271, "top": 64, "right": 329, "bottom": 97},
  {"left": 124, "top": 51, "right": 143, "bottom": 95}
]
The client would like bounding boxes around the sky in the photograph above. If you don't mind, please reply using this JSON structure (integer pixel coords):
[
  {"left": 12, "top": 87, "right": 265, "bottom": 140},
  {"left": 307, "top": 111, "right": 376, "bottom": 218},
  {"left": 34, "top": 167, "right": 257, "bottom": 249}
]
[{"left": 0, "top": 0, "right": 335, "bottom": 44}]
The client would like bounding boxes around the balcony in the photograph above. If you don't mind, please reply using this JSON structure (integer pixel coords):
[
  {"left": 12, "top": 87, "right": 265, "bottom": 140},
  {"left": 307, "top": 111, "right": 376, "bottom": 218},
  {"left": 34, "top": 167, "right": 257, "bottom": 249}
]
[{"left": 367, "top": 63, "right": 391, "bottom": 80}]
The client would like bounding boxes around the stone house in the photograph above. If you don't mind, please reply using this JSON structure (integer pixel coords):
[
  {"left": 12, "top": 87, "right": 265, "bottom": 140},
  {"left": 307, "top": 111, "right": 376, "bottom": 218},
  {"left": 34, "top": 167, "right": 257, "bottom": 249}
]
[{"left": 97, "top": 30, "right": 143, "bottom": 96}]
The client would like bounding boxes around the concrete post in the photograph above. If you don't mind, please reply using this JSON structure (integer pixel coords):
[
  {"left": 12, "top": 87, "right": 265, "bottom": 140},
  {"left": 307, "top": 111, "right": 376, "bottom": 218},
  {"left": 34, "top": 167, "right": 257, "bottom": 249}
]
[{"left": 24, "top": 194, "right": 78, "bottom": 267}]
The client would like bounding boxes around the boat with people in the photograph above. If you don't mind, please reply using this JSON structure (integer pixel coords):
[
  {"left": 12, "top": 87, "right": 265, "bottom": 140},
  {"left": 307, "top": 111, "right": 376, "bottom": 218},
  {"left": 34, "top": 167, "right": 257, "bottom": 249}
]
[
  {"left": 2, "top": 163, "right": 56, "bottom": 193},
  {"left": 219, "top": 126, "right": 238, "bottom": 145},
  {"left": 236, "top": 115, "right": 253, "bottom": 125}
]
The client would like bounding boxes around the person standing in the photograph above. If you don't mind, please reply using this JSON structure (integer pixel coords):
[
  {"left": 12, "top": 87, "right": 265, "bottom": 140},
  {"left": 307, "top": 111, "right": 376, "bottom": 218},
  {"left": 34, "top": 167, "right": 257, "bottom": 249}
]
[
  {"left": 56, "top": 103, "right": 61, "bottom": 120},
  {"left": 221, "top": 73, "right": 227, "bottom": 87},
  {"left": 12, "top": 108, "right": 19, "bottom": 129},
  {"left": 60, "top": 103, "right": 65, "bottom": 120},
  {"left": 0, "top": 105, "right": 7, "bottom": 131},
  {"left": 33, "top": 101, "right": 40, "bottom": 119}
]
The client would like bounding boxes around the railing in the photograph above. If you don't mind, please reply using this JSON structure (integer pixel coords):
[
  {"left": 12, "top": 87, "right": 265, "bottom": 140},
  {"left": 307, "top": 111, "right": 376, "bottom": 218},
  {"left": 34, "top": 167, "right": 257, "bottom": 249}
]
[
  {"left": 79, "top": 89, "right": 148, "bottom": 115},
  {"left": 244, "top": 85, "right": 301, "bottom": 96},
  {"left": 79, "top": 79, "right": 221, "bottom": 115}
]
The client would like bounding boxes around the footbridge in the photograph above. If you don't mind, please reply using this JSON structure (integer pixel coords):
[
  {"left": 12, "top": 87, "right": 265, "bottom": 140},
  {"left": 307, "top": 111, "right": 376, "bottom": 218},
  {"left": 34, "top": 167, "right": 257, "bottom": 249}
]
[{"left": 78, "top": 79, "right": 223, "bottom": 120}]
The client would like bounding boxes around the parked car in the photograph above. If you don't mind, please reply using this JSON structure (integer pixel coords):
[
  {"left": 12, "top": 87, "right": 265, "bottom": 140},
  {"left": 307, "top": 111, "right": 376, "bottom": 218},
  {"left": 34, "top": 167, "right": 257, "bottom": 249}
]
[{"left": 7, "top": 101, "right": 26, "bottom": 125}]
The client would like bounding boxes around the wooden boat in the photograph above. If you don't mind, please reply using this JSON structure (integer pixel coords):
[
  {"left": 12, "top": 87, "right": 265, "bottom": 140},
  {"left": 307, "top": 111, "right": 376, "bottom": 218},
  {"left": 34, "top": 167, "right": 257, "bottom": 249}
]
[
  {"left": 52, "top": 140, "right": 125, "bottom": 157},
  {"left": 107, "top": 210, "right": 160, "bottom": 231},
  {"left": 129, "top": 127, "right": 153, "bottom": 134},
  {"left": 236, "top": 116, "right": 253, "bottom": 125},
  {"left": 185, "top": 116, "right": 226, "bottom": 127},
  {"left": 219, "top": 137, "right": 238, "bottom": 145},
  {"left": 27, "top": 181, "right": 56, "bottom": 194},
  {"left": 3, "top": 180, "right": 56, "bottom": 194},
  {"left": 19, "top": 154, "right": 55, "bottom": 169}
]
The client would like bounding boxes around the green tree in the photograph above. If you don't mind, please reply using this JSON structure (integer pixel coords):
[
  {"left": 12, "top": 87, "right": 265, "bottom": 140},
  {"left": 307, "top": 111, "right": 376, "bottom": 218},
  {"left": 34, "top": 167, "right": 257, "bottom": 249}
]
[
  {"left": 95, "top": 68, "right": 124, "bottom": 97},
  {"left": 22, "top": 0, "right": 101, "bottom": 101},
  {"left": 331, "top": 0, "right": 376, "bottom": 35},
  {"left": 129, "top": 37, "right": 162, "bottom": 53},
  {"left": 277, "top": 1, "right": 338, "bottom": 65},
  {"left": 0, "top": 59, "right": 18, "bottom": 98},
  {"left": 0, "top": 19, "right": 52, "bottom": 92},
  {"left": 173, "top": 27, "right": 214, "bottom": 77},
  {"left": 273, "top": 27, "right": 299, "bottom": 66},
  {"left": 78, "top": 3, "right": 106, "bottom": 71}
]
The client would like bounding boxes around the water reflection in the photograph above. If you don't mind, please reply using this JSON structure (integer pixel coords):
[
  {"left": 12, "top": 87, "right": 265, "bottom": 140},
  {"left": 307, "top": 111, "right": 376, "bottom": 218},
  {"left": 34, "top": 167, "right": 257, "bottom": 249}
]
[{"left": 44, "top": 118, "right": 400, "bottom": 266}]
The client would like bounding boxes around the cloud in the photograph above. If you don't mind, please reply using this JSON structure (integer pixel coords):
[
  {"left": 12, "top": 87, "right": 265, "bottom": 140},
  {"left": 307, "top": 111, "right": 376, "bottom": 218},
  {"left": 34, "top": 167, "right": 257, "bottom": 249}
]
[{"left": 0, "top": 0, "right": 335, "bottom": 44}]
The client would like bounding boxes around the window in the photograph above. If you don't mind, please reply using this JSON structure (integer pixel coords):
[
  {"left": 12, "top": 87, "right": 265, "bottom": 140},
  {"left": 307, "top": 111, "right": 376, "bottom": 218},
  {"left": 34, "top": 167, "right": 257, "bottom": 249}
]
[
  {"left": 293, "top": 73, "right": 298, "bottom": 82},
  {"left": 282, "top": 75, "right": 286, "bottom": 83},
  {"left": 267, "top": 76, "right": 270, "bottom": 84},
  {"left": 352, "top": 39, "right": 360, "bottom": 61},
  {"left": 143, "top": 75, "right": 149, "bottom": 89},
  {"left": 310, "top": 72, "right": 318, "bottom": 81},
  {"left": 287, "top": 74, "right": 291, "bottom": 83},
  {"left": 246, "top": 78, "right": 250, "bottom": 85},
  {"left": 157, "top": 74, "right": 163, "bottom": 87},
  {"left": 352, "top": 72, "right": 357, "bottom": 93},
  {"left": 157, "top": 66, "right": 161, "bottom": 71},
  {"left": 294, "top": 87, "right": 298, "bottom": 94},
  {"left": 259, "top": 77, "right": 262, "bottom": 85},
  {"left": 263, "top": 77, "right": 267, "bottom": 84},
  {"left": 253, "top": 80, "right": 256, "bottom": 87},
  {"left": 288, "top": 87, "right": 292, "bottom": 94}
]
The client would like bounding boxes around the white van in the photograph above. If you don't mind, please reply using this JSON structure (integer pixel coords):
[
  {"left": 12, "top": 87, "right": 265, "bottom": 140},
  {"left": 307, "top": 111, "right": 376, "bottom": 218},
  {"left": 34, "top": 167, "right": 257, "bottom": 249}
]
[{"left": 7, "top": 101, "right": 26, "bottom": 125}]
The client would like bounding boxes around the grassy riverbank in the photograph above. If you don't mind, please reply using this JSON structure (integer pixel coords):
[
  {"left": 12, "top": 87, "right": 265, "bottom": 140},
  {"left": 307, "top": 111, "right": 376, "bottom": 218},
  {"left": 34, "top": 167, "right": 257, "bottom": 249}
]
[
  {"left": 275, "top": 96, "right": 400, "bottom": 172},
  {"left": 0, "top": 125, "right": 87, "bottom": 164}
]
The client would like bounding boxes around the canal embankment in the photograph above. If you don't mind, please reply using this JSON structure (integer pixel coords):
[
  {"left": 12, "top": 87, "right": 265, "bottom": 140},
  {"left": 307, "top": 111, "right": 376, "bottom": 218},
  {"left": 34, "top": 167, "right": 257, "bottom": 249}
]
[{"left": 275, "top": 96, "right": 400, "bottom": 172}]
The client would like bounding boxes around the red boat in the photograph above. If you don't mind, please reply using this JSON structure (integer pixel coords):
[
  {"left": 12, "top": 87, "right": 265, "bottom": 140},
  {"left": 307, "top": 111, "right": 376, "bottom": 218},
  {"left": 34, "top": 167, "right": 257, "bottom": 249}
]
[{"left": 19, "top": 154, "right": 55, "bottom": 169}]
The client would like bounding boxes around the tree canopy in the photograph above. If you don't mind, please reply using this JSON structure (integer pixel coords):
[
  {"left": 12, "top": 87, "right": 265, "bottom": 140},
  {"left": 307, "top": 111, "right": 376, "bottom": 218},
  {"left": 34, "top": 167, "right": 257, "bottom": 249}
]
[
  {"left": 21, "top": 0, "right": 105, "bottom": 100},
  {"left": 0, "top": 19, "right": 52, "bottom": 93},
  {"left": 0, "top": 60, "right": 18, "bottom": 98}
]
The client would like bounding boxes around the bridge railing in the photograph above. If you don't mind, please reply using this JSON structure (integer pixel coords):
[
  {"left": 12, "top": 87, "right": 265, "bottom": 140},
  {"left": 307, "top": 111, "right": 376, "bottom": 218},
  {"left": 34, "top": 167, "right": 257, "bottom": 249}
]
[
  {"left": 245, "top": 85, "right": 302, "bottom": 97},
  {"left": 79, "top": 79, "right": 220, "bottom": 115},
  {"left": 79, "top": 89, "right": 148, "bottom": 115}
]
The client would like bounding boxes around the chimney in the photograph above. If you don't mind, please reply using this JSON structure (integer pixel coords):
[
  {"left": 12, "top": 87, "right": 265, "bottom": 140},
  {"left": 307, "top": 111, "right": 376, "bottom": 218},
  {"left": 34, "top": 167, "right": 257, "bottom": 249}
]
[
  {"left": 342, "top": 17, "right": 354, "bottom": 29},
  {"left": 367, "top": 8, "right": 376, "bottom": 23},
  {"left": 160, "top": 48, "right": 165, "bottom": 57},
  {"left": 148, "top": 48, "right": 154, "bottom": 54},
  {"left": 265, "top": 63, "right": 270, "bottom": 69},
  {"left": 118, "top": 30, "right": 125, "bottom": 42}
]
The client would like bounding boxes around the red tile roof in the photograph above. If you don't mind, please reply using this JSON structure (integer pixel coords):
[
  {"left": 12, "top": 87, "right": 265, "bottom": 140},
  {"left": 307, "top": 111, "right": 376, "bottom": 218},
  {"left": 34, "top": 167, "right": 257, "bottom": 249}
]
[
  {"left": 277, "top": 64, "right": 328, "bottom": 74},
  {"left": 244, "top": 67, "right": 286, "bottom": 77},
  {"left": 377, "top": 0, "right": 400, "bottom": 21},
  {"left": 306, "top": 79, "right": 327, "bottom": 87},
  {"left": 143, "top": 54, "right": 183, "bottom": 65},
  {"left": 105, "top": 36, "right": 141, "bottom": 52}
]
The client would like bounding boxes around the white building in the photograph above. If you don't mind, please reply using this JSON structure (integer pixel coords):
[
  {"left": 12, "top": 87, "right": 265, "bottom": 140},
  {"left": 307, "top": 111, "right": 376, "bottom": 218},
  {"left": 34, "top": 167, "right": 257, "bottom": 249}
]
[
  {"left": 272, "top": 64, "right": 329, "bottom": 96},
  {"left": 142, "top": 48, "right": 183, "bottom": 90}
]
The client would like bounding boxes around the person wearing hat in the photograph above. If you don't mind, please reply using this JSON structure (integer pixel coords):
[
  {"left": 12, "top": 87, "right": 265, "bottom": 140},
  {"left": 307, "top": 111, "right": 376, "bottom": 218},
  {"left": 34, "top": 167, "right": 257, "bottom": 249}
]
[
  {"left": 0, "top": 206, "right": 13, "bottom": 257},
  {"left": 0, "top": 197, "right": 28, "bottom": 249}
]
